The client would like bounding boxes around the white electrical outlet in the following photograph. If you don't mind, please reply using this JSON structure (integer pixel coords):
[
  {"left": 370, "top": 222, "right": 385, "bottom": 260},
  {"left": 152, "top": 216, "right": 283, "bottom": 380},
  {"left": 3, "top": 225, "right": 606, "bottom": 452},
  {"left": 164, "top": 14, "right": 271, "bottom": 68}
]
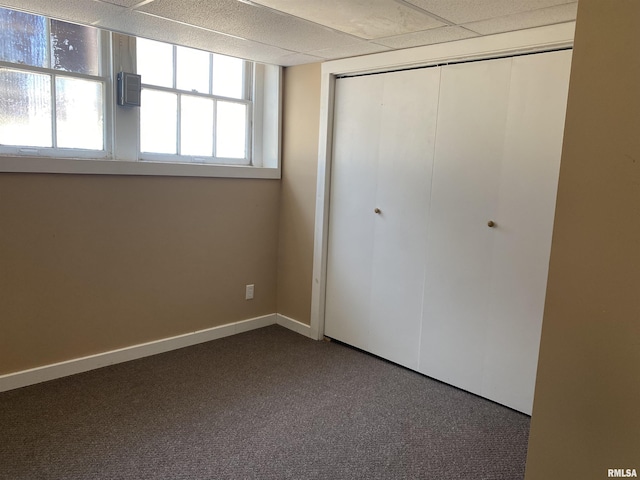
[{"left": 245, "top": 284, "right": 254, "bottom": 300}]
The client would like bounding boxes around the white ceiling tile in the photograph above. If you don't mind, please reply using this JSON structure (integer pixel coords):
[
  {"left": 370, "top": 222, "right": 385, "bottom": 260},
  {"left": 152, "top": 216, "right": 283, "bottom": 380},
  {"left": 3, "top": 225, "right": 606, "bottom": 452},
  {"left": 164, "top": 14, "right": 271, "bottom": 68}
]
[
  {"left": 0, "top": 0, "right": 581, "bottom": 67},
  {"left": 98, "top": 9, "right": 296, "bottom": 64},
  {"left": 374, "top": 25, "right": 478, "bottom": 49},
  {"left": 249, "top": 0, "right": 444, "bottom": 40},
  {"left": 404, "top": 0, "right": 575, "bottom": 24},
  {"left": 463, "top": 4, "right": 578, "bottom": 36},
  {"left": 136, "top": 0, "right": 361, "bottom": 53},
  {"left": 0, "top": 0, "right": 298, "bottom": 65},
  {"left": 0, "top": 0, "right": 125, "bottom": 25},
  {"left": 309, "top": 41, "right": 391, "bottom": 60}
]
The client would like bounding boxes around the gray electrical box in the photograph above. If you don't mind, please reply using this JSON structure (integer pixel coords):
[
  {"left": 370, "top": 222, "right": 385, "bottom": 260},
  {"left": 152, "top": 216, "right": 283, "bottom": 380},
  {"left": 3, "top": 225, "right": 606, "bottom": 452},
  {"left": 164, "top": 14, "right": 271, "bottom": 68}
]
[{"left": 117, "top": 72, "right": 142, "bottom": 107}]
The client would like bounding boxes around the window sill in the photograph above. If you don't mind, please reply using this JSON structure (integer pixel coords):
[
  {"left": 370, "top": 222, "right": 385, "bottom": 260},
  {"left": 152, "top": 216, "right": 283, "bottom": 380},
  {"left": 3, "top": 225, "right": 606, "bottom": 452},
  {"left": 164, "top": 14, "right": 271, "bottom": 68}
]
[{"left": 0, "top": 155, "right": 281, "bottom": 179}]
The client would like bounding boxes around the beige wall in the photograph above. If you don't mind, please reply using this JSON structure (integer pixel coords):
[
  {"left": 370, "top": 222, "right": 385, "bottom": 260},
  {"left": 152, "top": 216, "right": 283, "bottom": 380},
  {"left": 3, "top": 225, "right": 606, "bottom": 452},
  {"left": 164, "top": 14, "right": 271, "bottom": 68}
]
[
  {"left": 525, "top": 1, "right": 640, "bottom": 477},
  {"left": 0, "top": 173, "right": 279, "bottom": 374},
  {"left": 277, "top": 63, "right": 321, "bottom": 324},
  {"left": 0, "top": 61, "right": 323, "bottom": 376}
]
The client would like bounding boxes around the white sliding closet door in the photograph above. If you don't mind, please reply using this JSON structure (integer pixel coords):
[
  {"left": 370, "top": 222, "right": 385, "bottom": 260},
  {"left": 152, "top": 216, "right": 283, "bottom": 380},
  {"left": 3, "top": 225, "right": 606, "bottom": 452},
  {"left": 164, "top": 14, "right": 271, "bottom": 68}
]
[
  {"left": 482, "top": 50, "right": 572, "bottom": 412},
  {"left": 419, "top": 51, "right": 571, "bottom": 414},
  {"left": 324, "top": 74, "right": 383, "bottom": 353},
  {"left": 325, "top": 68, "right": 440, "bottom": 369},
  {"left": 418, "top": 57, "right": 513, "bottom": 395}
]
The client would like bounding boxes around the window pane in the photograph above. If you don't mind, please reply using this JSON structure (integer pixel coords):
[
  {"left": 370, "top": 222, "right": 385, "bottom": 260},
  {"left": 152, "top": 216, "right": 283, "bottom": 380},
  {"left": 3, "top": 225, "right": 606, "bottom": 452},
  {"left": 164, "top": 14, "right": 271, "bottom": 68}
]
[
  {"left": 50, "top": 20, "right": 99, "bottom": 75},
  {"left": 0, "top": 7, "right": 47, "bottom": 68},
  {"left": 137, "top": 38, "right": 173, "bottom": 88},
  {"left": 56, "top": 77, "right": 103, "bottom": 150},
  {"left": 176, "top": 46, "right": 210, "bottom": 94},
  {"left": 216, "top": 101, "right": 246, "bottom": 159},
  {"left": 140, "top": 89, "right": 177, "bottom": 154},
  {"left": 0, "top": 68, "right": 52, "bottom": 147},
  {"left": 212, "top": 54, "right": 244, "bottom": 99},
  {"left": 181, "top": 95, "right": 213, "bottom": 157}
]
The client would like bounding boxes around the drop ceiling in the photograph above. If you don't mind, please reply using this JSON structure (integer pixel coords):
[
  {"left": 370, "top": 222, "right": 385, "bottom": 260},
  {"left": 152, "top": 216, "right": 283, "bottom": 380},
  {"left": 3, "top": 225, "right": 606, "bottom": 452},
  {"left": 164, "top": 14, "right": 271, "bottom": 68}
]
[{"left": 0, "top": 0, "right": 577, "bottom": 66}]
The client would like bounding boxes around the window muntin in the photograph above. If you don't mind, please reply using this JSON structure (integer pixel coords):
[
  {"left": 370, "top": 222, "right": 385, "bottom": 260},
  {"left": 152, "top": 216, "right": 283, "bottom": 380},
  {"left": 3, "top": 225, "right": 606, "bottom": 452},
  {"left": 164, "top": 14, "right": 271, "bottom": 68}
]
[
  {"left": 0, "top": 7, "right": 105, "bottom": 152},
  {"left": 137, "top": 38, "right": 251, "bottom": 164}
]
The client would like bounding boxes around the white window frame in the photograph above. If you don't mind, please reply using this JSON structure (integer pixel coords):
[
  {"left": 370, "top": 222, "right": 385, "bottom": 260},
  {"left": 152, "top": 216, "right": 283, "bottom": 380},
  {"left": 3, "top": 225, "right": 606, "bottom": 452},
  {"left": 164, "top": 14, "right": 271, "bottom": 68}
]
[
  {"left": 0, "top": 21, "right": 112, "bottom": 160},
  {"left": 137, "top": 42, "right": 254, "bottom": 166},
  {"left": 0, "top": 14, "right": 281, "bottom": 179}
]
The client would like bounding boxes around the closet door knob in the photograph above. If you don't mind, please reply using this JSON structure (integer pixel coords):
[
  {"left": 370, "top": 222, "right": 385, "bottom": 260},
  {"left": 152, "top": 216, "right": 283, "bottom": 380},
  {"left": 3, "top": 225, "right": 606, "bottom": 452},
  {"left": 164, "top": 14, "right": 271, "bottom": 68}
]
[
  {"left": 487, "top": 220, "right": 496, "bottom": 228},
  {"left": 374, "top": 208, "right": 381, "bottom": 214}
]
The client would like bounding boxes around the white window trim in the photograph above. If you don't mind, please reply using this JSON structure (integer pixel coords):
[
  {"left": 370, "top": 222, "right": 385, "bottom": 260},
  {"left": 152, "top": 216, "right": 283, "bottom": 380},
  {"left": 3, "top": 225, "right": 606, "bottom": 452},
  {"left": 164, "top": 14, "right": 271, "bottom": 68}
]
[
  {"left": 0, "top": 155, "right": 280, "bottom": 179},
  {"left": 0, "top": 28, "right": 281, "bottom": 179}
]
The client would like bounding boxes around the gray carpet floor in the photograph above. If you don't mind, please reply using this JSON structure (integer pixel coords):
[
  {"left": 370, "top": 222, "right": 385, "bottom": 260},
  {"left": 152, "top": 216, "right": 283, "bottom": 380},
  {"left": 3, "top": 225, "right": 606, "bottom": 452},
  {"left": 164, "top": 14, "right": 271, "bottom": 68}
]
[{"left": 0, "top": 325, "right": 530, "bottom": 479}]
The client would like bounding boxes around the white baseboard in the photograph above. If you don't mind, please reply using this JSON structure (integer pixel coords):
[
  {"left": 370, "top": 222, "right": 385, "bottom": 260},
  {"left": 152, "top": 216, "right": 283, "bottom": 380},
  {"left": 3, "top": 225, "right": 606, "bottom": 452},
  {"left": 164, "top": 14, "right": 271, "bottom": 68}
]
[
  {"left": 0, "top": 314, "right": 277, "bottom": 393},
  {"left": 276, "top": 314, "right": 313, "bottom": 338}
]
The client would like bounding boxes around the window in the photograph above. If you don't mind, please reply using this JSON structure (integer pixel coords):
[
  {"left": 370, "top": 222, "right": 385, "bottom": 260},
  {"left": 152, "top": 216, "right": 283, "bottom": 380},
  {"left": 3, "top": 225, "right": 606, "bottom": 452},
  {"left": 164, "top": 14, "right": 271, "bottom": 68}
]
[
  {"left": 137, "top": 38, "right": 251, "bottom": 165},
  {"left": 0, "top": 6, "right": 281, "bottom": 178},
  {"left": 0, "top": 7, "right": 106, "bottom": 154}
]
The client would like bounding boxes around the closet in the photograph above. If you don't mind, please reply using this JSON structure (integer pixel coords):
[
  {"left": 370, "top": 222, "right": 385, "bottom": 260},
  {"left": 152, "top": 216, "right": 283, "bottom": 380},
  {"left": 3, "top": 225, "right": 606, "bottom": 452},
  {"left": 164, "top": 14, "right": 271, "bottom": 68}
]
[{"left": 324, "top": 49, "right": 572, "bottom": 414}]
